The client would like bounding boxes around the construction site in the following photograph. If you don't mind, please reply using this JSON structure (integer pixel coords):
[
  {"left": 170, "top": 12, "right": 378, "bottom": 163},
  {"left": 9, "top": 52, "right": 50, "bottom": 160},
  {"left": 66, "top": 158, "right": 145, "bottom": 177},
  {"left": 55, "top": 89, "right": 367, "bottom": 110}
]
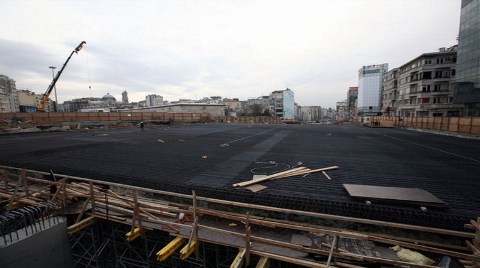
[{"left": 0, "top": 119, "right": 479, "bottom": 267}]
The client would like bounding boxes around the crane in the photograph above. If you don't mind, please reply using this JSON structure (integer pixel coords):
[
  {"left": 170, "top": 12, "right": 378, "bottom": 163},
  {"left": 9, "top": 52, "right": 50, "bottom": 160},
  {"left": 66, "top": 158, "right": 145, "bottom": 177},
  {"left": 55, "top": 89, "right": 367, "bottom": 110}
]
[{"left": 38, "top": 41, "right": 86, "bottom": 112}]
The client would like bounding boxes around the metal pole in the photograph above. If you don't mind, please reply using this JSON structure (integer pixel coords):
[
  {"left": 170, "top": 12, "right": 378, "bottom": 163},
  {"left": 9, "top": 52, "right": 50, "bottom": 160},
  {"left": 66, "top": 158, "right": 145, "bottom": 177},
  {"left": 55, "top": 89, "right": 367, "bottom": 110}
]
[{"left": 49, "top": 66, "right": 57, "bottom": 112}]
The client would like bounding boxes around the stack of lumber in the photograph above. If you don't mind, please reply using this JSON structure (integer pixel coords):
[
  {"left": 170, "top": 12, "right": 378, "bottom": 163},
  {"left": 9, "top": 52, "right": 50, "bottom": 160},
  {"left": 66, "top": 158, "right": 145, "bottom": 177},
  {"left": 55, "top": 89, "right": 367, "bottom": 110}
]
[{"left": 233, "top": 166, "right": 338, "bottom": 188}]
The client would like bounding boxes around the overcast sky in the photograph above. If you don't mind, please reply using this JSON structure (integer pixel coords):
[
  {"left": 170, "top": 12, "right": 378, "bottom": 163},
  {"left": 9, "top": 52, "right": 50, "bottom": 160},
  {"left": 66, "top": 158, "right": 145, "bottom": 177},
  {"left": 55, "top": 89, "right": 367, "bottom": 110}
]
[{"left": 0, "top": 0, "right": 461, "bottom": 108}]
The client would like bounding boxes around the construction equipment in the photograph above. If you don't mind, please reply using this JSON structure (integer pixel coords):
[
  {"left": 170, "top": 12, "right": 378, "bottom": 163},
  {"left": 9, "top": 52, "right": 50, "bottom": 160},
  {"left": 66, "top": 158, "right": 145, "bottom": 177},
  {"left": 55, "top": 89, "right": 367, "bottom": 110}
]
[{"left": 38, "top": 41, "right": 86, "bottom": 112}]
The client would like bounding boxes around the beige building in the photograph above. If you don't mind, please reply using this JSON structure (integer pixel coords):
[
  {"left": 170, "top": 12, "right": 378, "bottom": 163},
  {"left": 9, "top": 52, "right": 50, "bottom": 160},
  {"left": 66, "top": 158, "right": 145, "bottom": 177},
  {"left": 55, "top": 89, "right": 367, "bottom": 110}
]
[
  {"left": 17, "top": 89, "right": 54, "bottom": 112},
  {"left": 219, "top": 98, "right": 242, "bottom": 112},
  {"left": 382, "top": 69, "right": 399, "bottom": 115},
  {"left": 396, "top": 46, "right": 462, "bottom": 117}
]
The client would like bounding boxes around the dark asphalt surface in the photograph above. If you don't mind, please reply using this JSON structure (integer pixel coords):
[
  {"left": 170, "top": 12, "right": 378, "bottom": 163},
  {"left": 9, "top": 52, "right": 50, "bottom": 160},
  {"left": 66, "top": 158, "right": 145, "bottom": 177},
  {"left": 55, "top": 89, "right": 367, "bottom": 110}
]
[{"left": 1, "top": 124, "right": 479, "bottom": 230}]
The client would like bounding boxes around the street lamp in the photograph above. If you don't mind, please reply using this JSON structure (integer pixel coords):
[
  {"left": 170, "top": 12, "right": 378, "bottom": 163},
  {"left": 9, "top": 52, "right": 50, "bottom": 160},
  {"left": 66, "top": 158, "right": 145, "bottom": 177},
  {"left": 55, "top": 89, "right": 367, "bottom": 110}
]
[{"left": 49, "top": 66, "right": 57, "bottom": 112}]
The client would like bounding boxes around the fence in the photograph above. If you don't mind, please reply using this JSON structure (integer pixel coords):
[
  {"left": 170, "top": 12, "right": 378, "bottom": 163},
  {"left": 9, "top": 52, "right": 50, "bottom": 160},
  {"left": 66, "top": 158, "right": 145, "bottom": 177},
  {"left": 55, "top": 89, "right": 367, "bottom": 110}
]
[
  {"left": 0, "top": 112, "right": 283, "bottom": 126},
  {"left": 370, "top": 116, "right": 480, "bottom": 135}
]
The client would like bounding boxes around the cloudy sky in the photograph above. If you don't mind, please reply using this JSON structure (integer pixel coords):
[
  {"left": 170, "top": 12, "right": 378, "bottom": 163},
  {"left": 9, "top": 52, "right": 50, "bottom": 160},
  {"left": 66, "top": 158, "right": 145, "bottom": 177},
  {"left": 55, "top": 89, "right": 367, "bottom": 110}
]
[{"left": 0, "top": 0, "right": 461, "bottom": 108}]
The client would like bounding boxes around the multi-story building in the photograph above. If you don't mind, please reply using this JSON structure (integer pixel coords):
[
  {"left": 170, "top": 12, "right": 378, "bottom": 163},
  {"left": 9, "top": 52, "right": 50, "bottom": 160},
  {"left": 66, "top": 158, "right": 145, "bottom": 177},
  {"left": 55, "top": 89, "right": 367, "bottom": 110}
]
[
  {"left": 357, "top": 64, "right": 388, "bottom": 114},
  {"left": 382, "top": 68, "right": 399, "bottom": 115},
  {"left": 454, "top": 0, "right": 480, "bottom": 116},
  {"left": 18, "top": 90, "right": 39, "bottom": 112},
  {"left": 346, "top": 87, "right": 358, "bottom": 120},
  {"left": 396, "top": 46, "right": 462, "bottom": 117},
  {"left": 62, "top": 97, "right": 100, "bottom": 112},
  {"left": 145, "top": 94, "right": 164, "bottom": 107},
  {"left": 336, "top": 100, "right": 348, "bottom": 120},
  {"left": 271, "top": 88, "right": 294, "bottom": 119},
  {"left": 219, "top": 98, "right": 242, "bottom": 113},
  {"left": 0, "top": 75, "right": 19, "bottom": 112},
  {"left": 296, "top": 105, "right": 322, "bottom": 122}
]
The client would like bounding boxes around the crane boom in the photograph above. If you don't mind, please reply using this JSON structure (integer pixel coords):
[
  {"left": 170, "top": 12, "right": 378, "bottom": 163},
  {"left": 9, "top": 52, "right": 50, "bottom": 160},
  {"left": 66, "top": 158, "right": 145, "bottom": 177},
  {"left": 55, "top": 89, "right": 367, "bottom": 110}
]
[{"left": 38, "top": 41, "right": 86, "bottom": 112}]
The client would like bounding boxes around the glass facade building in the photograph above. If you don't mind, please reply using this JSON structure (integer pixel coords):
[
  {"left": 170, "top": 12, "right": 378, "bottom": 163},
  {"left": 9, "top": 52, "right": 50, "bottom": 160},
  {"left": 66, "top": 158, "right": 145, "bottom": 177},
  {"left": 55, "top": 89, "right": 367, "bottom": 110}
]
[
  {"left": 454, "top": 0, "right": 480, "bottom": 116},
  {"left": 357, "top": 64, "right": 388, "bottom": 114}
]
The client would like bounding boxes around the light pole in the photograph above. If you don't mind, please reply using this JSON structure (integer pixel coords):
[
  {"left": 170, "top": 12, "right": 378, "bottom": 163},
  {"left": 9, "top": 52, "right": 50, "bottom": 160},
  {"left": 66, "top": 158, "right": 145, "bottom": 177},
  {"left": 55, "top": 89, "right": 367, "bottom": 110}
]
[{"left": 49, "top": 66, "right": 58, "bottom": 112}]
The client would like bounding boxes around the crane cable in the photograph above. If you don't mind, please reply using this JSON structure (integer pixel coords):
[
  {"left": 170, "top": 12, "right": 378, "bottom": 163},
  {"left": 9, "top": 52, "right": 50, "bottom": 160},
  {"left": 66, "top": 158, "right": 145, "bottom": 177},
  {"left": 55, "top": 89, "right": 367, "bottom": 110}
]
[{"left": 83, "top": 45, "right": 92, "bottom": 97}]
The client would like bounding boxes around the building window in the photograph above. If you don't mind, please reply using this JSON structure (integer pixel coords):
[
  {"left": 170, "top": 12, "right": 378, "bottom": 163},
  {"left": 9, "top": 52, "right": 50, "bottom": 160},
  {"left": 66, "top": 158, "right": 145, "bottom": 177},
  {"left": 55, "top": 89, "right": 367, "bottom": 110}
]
[
  {"left": 422, "top": 85, "right": 431, "bottom": 92},
  {"left": 422, "top": 71, "right": 432, "bottom": 79},
  {"left": 424, "top": 59, "right": 432, "bottom": 64}
]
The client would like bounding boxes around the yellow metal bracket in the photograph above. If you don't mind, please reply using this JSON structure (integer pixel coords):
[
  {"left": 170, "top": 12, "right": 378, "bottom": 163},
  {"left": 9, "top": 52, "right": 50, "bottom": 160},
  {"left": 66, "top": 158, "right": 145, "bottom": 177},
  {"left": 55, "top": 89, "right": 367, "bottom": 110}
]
[
  {"left": 156, "top": 237, "right": 186, "bottom": 262},
  {"left": 180, "top": 239, "right": 197, "bottom": 260},
  {"left": 126, "top": 227, "right": 142, "bottom": 241}
]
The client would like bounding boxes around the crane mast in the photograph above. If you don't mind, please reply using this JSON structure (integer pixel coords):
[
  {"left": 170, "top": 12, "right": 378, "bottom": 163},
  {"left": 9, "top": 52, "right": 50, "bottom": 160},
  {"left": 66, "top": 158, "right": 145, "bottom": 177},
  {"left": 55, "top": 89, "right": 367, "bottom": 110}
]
[{"left": 38, "top": 41, "right": 86, "bottom": 112}]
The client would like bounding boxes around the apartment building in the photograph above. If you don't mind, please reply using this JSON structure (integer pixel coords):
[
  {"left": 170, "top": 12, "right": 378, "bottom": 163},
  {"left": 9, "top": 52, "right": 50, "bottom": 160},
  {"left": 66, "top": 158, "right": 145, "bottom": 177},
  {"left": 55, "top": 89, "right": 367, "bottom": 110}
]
[
  {"left": 382, "top": 68, "right": 399, "bottom": 115},
  {"left": 396, "top": 46, "right": 462, "bottom": 117},
  {"left": 271, "top": 88, "right": 294, "bottom": 119},
  {"left": 0, "top": 75, "right": 19, "bottom": 113}
]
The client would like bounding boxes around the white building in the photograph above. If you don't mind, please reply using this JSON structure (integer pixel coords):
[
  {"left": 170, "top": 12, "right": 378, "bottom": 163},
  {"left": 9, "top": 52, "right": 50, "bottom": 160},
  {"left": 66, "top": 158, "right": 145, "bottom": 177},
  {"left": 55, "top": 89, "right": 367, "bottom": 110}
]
[
  {"left": 271, "top": 88, "right": 295, "bottom": 119},
  {"left": 0, "top": 75, "right": 19, "bottom": 112},
  {"left": 357, "top": 64, "right": 388, "bottom": 114}
]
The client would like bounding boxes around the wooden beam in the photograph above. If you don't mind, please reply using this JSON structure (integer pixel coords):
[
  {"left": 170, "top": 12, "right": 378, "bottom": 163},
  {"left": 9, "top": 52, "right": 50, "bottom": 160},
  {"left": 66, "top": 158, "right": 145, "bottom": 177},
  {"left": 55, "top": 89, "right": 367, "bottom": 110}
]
[
  {"left": 245, "top": 213, "right": 251, "bottom": 267},
  {"left": 89, "top": 181, "right": 96, "bottom": 213},
  {"left": 20, "top": 169, "right": 29, "bottom": 197},
  {"left": 50, "top": 178, "right": 66, "bottom": 201},
  {"left": 233, "top": 167, "right": 307, "bottom": 187},
  {"left": 75, "top": 199, "right": 91, "bottom": 224},
  {"left": 2, "top": 169, "right": 10, "bottom": 191},
  {"left": 68, "top": 216, "right": 96, "bottom": 234},
  {"left": 7, "top": 172, "right": 23, "bottom": 212},
  {"left": 322, "top": 171, "right": 332, "bottom": 180},
  {"left": 326, "top": 236, "right": 338, "bottom": 267}
]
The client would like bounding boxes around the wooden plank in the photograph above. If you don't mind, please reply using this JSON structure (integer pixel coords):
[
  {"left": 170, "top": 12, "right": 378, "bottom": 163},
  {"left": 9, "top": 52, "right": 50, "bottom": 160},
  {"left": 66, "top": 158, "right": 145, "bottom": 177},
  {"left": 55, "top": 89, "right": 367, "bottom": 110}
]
[
  {"left": 234, "top": 166, "right": 338, "bottom": 187},
  {"left": 233, "top": 167, "right": 306, "bottom": 187},
  {"left": 245, "top": 213, "right": 251, "bottom": 266},
  {"left": 470, "top": 220, "right": 480, "bottom": 231}
]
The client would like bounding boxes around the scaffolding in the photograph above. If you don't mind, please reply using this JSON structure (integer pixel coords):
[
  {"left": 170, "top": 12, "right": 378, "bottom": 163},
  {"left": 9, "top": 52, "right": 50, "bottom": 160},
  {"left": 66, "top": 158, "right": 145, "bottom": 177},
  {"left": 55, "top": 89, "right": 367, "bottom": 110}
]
[{"left": 1, "top": 165, "right": 479, "bottom": 267}]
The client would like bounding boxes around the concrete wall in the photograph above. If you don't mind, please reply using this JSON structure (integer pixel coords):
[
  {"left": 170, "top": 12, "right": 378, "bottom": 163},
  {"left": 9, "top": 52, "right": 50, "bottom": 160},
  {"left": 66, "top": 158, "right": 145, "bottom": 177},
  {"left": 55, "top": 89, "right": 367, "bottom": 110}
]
[{"left": 0, "top": 219, "right": 73, "bottom": 268}]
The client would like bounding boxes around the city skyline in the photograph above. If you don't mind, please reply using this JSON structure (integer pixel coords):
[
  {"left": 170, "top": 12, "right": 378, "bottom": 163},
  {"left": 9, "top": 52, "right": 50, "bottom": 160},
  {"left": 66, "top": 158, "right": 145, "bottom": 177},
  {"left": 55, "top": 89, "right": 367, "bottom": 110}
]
[{"left": 0, "top": 0, "right": 461, "bottom": 108}]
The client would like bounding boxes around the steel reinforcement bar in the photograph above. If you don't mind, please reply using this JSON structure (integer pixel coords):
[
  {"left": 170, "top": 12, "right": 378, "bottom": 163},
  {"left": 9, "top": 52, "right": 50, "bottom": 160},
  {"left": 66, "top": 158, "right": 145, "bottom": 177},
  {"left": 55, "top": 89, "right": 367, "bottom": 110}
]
[{"left": 0, "top": 165, "right": 479, "bottom": 268}]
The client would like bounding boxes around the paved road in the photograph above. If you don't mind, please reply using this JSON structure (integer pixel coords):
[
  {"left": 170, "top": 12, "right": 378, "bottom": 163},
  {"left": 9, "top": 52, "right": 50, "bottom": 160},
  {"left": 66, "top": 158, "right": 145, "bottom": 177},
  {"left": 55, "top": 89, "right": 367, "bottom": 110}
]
[{"left": 1, "top": 124, "right": 479, "bottom": 229}]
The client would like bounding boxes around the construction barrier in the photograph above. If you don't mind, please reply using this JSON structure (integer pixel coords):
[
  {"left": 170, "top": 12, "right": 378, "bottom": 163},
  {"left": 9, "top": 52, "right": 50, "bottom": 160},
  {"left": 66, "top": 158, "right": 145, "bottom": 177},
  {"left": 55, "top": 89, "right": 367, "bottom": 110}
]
[
  {"left": 368, "top": 116, "right": 480, "bottom": 135},
  {"left": 0, "top": 112, "right": 284, "bottom": 127}
]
